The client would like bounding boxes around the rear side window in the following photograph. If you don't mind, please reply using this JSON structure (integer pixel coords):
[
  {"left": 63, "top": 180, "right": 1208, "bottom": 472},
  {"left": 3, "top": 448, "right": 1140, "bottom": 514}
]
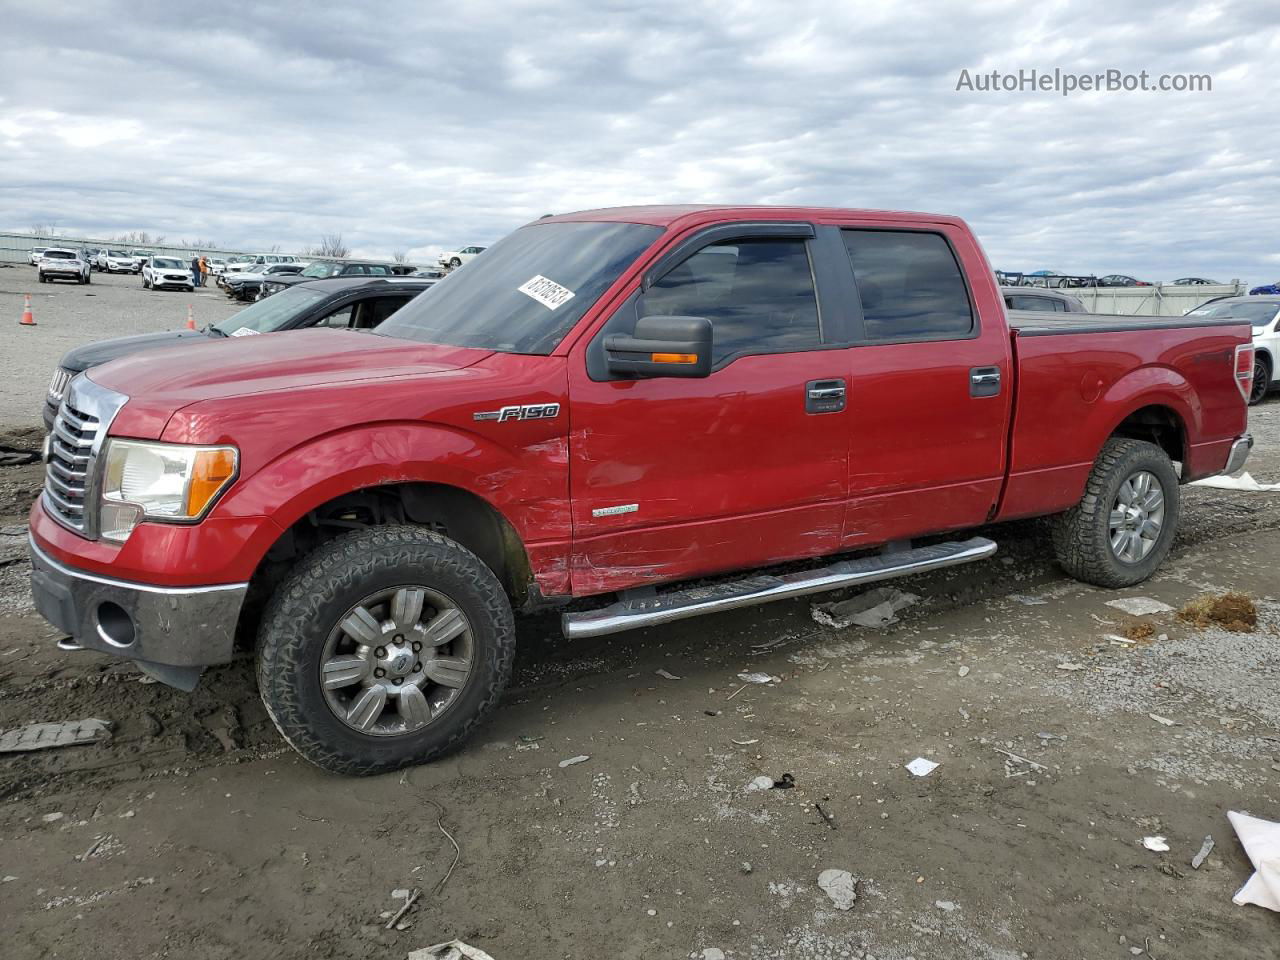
[
  {"left": 1008, "top": 294, "right": 1063, "bottom": 313},
  {"left": 640, "top": 238, "right": 820, "bottom": 364},
  {"left": 841, "top": 230, "right": 973, "bottom": 341}
]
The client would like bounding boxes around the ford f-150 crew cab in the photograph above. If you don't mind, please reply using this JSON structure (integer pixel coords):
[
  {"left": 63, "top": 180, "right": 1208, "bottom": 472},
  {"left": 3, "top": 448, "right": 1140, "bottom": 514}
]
[{"left": 28, "top": 205, "right": 1255, "bottom": 776}]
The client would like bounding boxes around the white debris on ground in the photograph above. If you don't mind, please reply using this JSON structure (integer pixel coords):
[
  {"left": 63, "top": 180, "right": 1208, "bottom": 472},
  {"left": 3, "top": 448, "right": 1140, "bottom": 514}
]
[
  {"left": 1191, "top": 472, "right": 1280, "bottom": 492},
  {"left": 1141, "top": 836, "right": 1170, "bottom": 852},
  {"left": 408, "top": 941, "right": 498, "bottom": 960},
  {"left": 810, "top": 587, "right": 919, "bottom": 629},
  {"left": 557, "top": 755, "right": 590, "bottom": 768},
  {"left": 905, "top": 757, "right": 939, "bottom": 777},
  {"left": 745, "top": 775, "right": 775, "bottom": 793},
  {"left": 816, "top": 869, "right": 857, "bottom": 910},
  {"left": 736, "top": 672, "right": 780, "bottom": 685},
  {"left": 1105, "top": 597, "right": 1175, "bottom": 616},
  {"left": 1228, "top": 811, "right": 1280, "bottom": 912}
]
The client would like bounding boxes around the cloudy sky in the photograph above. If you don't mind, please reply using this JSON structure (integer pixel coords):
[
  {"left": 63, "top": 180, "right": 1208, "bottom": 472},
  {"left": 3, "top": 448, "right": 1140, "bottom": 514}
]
[{"left": 2, "top": 0, "right": 1278, "bottom": 282}]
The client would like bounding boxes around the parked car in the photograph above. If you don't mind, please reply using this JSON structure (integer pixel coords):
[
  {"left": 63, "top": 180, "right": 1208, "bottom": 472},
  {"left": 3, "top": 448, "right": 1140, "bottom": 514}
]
[
  {"left": 224, "top": 254, "right": 300, "bottom": 276},
  {"left": 221, "top": 262, "right": 306, "bottom": 301},
  {"left": 40, "top": 277, "right": 436, "bottom": 429},
  {"left": 438, "top": 245, "right": 486, "bottom": 268},
  {"left": 142, "top": 256, "right": 196, "bottom": 292},
  {"left": 258, "top": 260, "right": 396, "bottom": 297},
  {"left": 1186, "top": 295, "right": 1280, "bottom": 404},
  {"left": 1097, "top": 274, "right": 1151, "bottom": 287},
  {"left": 411, "top": 267, "right": 445, "bottom": 280},
  {"left": 1001, "top": 286, "right": 1087, "bottom": 313},
  {"left": 207, "top": 258, "right": 228, "bottom": 276},
  {"left": 1172, "top": 277, "right": 1218, "bottom": 285},
  {"left": 96, "top": 249, "right": 136, "bottom": 273},
  {"left": 1249, "top": 281, "right": 1280, "bottom": 295},
  {"left": 28, "top": 205, "right": 1253, "bottom": 775},
  {"left": 37, "top": 248, "right": 91, "bottom": 284},
  {"left": 28, "top": 247, "right": 48, "bottom": 265},
  {"left": 129, "top": 251, "right": 153, "bottom": 273}
]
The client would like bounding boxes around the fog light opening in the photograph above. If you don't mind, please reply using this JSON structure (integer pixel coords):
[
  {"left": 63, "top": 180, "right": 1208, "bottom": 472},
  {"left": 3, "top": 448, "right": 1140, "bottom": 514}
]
[{"left": 95, "top": 602, "right": 136, "bottom": 648}]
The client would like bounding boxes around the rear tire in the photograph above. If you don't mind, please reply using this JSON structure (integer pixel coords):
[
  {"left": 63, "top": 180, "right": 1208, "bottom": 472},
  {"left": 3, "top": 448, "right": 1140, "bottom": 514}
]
[
  {"left": 1051, "top": 438, "right": 1180, "bottom": 588},
  {"left": 256, "top": 526, "right": 515, "bottom": 776},
  {"left": 1249, "top": 356, "right": 1271, "bottom": 405}
]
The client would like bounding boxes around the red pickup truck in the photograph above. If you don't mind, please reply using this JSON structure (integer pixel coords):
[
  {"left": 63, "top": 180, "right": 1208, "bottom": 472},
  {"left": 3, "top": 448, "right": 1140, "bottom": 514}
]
[{"left": 28, "top": 205, "right": 1255, "bottom": 775}]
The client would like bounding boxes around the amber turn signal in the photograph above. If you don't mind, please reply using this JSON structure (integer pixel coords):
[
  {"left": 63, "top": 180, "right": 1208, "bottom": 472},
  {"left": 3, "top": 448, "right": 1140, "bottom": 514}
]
[
  {"left": 650, "top": 353, "right": 698, "bottom": 364},
  {"left": 186, "top": 448, "right": 238, "bottom": 516}
]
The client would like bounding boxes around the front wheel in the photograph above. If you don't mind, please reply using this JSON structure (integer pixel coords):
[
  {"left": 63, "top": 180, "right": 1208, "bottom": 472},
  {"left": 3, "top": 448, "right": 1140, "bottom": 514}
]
[
  {"left": 450, "top": 257, "right": 462, "bottom": 267},
  {"left": 1051, "top": 438, "right": 1180, "bottom": 588},
  {"left": 256, "top": 526, "right": 515, "bottom": 776}
]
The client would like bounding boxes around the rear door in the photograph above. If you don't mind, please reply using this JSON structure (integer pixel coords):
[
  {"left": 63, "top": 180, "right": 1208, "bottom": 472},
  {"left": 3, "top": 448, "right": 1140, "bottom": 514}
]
[
  {"left": 567, "top": 223, "right": 854, "bottom": 595},
  {"left": 836, "top": 223, "right": 1012, "bottom": 547}
]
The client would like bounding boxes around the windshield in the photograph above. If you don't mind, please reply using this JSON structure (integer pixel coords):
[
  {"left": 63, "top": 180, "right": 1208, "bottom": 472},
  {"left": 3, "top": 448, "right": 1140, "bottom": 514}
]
[
  {"left": 301, "top": 262, "right": 343, "bottom": 278},
  {"left": 376, "top": 221, "right": 661, "bottom": 354},
  {"left": 211, "top": 285, "right": 328, "bottom": 335},
  {"left": 44, "top": 250, "right": 76, "bottom": 259},
  {"left": 108, "top": 249, "right": 127, "bottom": 257},
  {"left": 1186, "top": 300, "right": 1279, "bottom": 328},
  {"left": 153, "top": 257, "right": 184, "bottom": 268}
]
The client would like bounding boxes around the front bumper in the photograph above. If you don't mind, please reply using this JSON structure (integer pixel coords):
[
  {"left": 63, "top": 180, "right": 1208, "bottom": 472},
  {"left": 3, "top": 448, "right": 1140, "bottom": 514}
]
[{"left": 28, "top": 534, "right": 248, "bottom": 671}]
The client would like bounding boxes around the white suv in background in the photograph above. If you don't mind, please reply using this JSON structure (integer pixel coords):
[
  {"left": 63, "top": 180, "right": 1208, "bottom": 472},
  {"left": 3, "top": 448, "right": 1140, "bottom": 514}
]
[
  {"left": 37, "top": 249, "right": 91, "bottom": 284},
  {"left": 96, "top": 249, "right": 136, "bottom": 273},
  {"left": 142, "top": 255, "right": 196, "bottom": 292},
  {"left": 438, "top": 245, "right": 486, "bottom": 268}
]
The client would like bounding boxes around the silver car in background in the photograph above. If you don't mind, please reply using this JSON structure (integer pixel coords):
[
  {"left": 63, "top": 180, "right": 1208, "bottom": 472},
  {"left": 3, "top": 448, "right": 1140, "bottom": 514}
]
[{"left": 37, "top": 248, "right": 91, "bottom": 284}]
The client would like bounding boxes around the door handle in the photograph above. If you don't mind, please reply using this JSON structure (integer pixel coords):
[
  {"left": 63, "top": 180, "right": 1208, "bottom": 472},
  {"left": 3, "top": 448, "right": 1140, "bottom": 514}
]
[
  {"left": 805, "top": 379, "right": 846, "bottom": 413},
  {"left": 970, "top": 366, "right": 1002, "bottom": 398}
]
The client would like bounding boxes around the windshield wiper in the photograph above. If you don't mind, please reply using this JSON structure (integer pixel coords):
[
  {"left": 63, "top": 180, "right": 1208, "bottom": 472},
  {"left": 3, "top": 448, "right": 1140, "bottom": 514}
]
[{"left": 206, "top": 326, "right": 227, "bottom": 337}]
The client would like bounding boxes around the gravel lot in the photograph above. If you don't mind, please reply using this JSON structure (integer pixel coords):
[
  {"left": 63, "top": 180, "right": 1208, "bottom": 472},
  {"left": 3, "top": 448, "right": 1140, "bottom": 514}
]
[
  {"left": 0, "top": 264, "right": 242, "bottom": 431},
  {"left": 0, "top": 285, "right": 1277, "bottom": 959}
]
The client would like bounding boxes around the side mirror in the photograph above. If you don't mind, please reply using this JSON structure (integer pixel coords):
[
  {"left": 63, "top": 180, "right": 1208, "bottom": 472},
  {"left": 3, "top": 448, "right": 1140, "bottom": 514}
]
[{"left": 604, "top": 315, "right": 713, "bottom": 378}]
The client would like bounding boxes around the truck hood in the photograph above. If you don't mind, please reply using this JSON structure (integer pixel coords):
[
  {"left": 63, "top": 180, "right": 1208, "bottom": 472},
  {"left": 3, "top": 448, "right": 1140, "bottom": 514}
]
[
  {"left": 61, "top": 329, "right": 210, "bottom": 373},
  {"left": 90, "top": 329, "right": 493, "bottom": 436}
]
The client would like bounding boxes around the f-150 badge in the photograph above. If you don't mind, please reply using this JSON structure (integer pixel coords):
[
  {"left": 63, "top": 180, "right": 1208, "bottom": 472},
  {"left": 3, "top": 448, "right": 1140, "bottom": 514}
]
[{"left": 473, "top": 403, "right": 561, "bottom": 423}]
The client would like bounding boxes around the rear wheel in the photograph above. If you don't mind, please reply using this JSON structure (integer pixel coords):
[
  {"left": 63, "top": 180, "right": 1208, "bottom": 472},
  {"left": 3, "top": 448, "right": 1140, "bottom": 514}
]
[
  {"left": 1051, "top": 438, "right": 1180, "bottom": 588},
  {"left": 256, "top": 526, "right": 515, "bottom": 776},
  {"left": 1249, "top": 357, "right": 1271, "bottom": 405}
]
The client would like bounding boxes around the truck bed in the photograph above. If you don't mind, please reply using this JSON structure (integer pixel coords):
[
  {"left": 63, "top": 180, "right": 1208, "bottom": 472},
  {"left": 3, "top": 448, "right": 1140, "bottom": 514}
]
[{"left": 1007, "top": 309, "right": 1244, "bottom": 337}]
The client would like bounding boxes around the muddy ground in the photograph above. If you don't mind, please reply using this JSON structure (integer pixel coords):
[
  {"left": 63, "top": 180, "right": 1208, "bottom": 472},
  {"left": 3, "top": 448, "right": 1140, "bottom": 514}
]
[{"left": 0, "top": 341, "right": 1278, "bottom": 957}]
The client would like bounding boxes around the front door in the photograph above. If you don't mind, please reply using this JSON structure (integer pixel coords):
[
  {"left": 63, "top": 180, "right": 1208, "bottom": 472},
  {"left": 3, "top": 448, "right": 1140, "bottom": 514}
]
[{"left": 567, "top": 228, "right": 850, "bottom": 596}]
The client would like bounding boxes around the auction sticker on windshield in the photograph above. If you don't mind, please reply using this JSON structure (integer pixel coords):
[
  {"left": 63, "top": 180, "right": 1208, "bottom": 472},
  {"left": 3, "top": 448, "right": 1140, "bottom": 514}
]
[{"left": 517, "top": 275, "right": 576, "bottom": 310}]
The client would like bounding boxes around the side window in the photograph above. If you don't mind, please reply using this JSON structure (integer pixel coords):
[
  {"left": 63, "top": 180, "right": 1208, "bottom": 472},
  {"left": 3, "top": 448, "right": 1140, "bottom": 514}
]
[
  {"left": 366, "top": 265, "right": 391, "bottom": 276},
  {"left": 1009, "top": 295, "right": 1050, "bottom": 312},
  {"left": 639, "top": 238, "right": 820, "bottom": 364},
  {"left": 357, "top": 295, "right": 412, "bottom": 329},
  {"left": 314, "top": 305, "right": 355, "bottom": 328},
  {"left": 841, "top": 230, "right": 974, "bottom": 341}
]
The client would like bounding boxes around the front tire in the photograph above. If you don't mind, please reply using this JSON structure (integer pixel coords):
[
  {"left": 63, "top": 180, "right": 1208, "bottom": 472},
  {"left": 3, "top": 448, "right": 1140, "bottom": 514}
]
[
  {"left": 1051, "top": 438, "right": 1180, "bottom": 588},
  {"left": 256, "top": 526, "right": 515, "bottom": 776},
  {"left": 450, "top": 257, "right": 462, "bottom": 267}
]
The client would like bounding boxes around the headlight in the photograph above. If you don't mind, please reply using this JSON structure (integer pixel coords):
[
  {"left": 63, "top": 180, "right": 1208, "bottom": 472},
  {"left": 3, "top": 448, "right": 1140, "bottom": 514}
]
[{"left": 99, "top": 439, "right": 238, "bottom": 542}]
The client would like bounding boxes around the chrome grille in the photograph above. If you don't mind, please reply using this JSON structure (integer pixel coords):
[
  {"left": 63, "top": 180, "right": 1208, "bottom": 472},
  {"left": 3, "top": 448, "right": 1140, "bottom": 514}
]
[
  {"left": 42, "top": 375, "right": 129, "bottom": 539},
  {"left": 45, "top": 403, "right": 98, "bottom": 531},
  {"left": 48, "top": 367, "right": 72, "bottom": 404}
]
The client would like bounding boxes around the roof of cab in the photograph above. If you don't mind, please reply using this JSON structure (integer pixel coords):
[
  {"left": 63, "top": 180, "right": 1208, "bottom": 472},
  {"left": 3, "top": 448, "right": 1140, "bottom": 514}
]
[{"left": 536, "top": 204, "right": 970, "bottom": 230}]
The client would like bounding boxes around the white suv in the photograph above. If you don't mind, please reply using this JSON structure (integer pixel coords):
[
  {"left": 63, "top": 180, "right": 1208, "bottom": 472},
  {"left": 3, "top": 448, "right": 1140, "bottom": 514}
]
[
  {"left": 438, "top": 245, "right": 486, "bottom": 268},
  {"left": 38, "top": 249, "right": 91, "bottom": 284},
  {"left": 96, "top": 249, "right": 136, "bottom": 273},
  {"left": 142, "top": 256, "right": 195, "bottom": 292}
]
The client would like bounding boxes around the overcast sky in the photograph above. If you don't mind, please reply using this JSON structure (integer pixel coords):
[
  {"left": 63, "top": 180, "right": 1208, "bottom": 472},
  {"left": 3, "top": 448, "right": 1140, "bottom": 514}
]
[{"left": 2, "top": 1, "right": 1277, "bottom": 282}]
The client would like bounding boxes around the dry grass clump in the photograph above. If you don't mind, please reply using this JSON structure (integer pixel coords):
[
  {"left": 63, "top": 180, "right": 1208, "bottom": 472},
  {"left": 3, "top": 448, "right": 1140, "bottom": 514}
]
[
  {"left": 1122, "top": 621, "right": 1157, "bottom": 642},
  {"left": 1177, "top": 591, "right": 1257, "bottom": 633}
]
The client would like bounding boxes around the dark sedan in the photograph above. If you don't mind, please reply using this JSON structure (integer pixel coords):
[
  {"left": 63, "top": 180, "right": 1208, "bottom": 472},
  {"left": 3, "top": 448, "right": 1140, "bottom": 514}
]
[
  {"left": 259, "top": 259, "right": 397, "bottom": 297},
  {"left": 42, "top": 277, "right": 436, "bottom": 428}
]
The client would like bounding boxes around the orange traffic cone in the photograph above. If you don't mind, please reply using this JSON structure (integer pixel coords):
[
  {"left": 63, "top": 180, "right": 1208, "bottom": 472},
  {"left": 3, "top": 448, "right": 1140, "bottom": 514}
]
[
  {"left": 185, "top": 305, "right": 196, "bottom": 330},
  {"left": 19, "top": 293, "right": 36, "bottom": 326}
]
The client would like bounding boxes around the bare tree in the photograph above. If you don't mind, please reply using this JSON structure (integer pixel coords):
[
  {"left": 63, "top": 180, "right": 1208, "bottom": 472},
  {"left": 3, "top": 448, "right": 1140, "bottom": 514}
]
[
  {"left": 30, "top": 223, "right": 58, "bottom": 237},
  {"left": 315, "top": 233, "right": 350, "bottom": 258},
  {"left": 269, "top": 243, "right": 282, "bottom": 254},
  {"left": 392, "top": 250, "right": 408, "bottom": 264}
]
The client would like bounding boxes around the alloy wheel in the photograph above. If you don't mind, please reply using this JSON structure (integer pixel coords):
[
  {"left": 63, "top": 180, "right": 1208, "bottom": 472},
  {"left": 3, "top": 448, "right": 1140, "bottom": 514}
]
[
  {"left": 1109, "top": 470, "right": 1166, "bottom": 563},
  {"left": 319, "top": 585, "right": 475, "bottom": 736}
]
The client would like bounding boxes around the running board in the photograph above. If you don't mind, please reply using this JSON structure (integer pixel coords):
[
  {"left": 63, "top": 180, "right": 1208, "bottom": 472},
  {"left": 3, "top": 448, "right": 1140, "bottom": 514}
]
[{"left": 561, "top": 536, "right": 997, "bottom": 639}]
